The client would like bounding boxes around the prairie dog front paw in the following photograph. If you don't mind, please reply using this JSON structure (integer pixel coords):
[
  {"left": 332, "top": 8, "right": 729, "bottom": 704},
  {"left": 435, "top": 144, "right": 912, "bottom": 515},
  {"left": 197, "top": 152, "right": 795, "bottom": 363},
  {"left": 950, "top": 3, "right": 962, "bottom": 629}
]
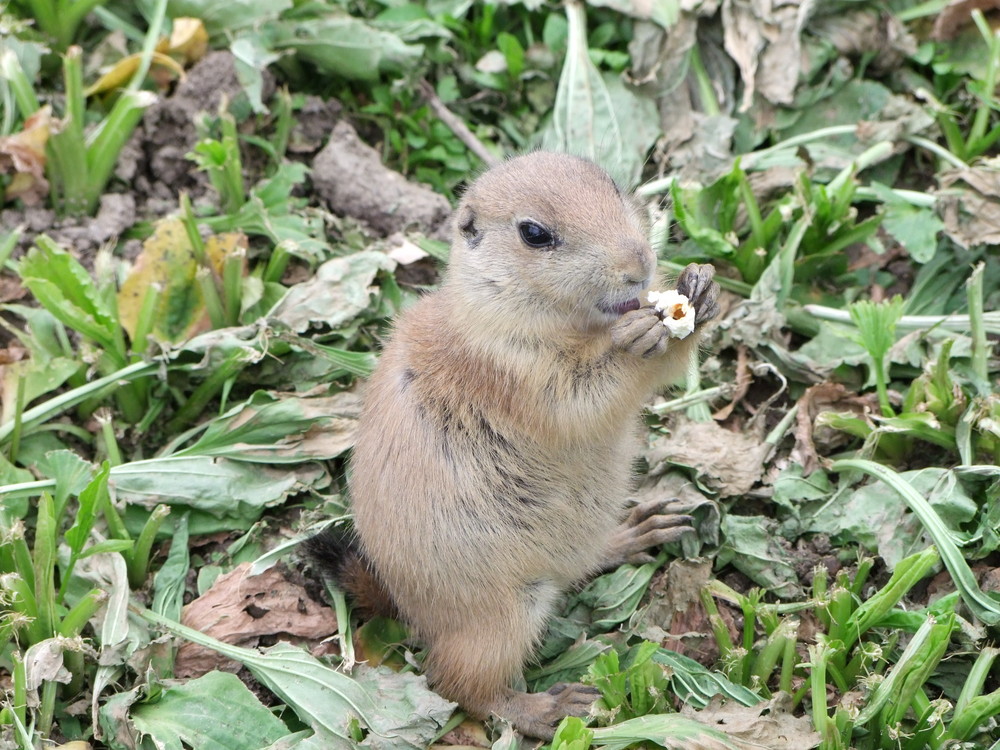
[
  {"left": 611, "top": 307, "right": 670, "bottom": 358},
  {"left": 675, "top": 263, "right": 720, "bottom": 326}
]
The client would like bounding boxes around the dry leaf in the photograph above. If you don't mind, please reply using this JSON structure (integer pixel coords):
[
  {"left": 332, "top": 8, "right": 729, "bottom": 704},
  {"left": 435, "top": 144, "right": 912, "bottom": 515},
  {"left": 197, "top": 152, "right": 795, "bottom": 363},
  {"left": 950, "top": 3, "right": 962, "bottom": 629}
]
[
  {"left": 645, "top": 420, "right": 770, "bottom": 497},
  {"left": 932, "top": 0, "right": 1000, "bottom": 40},
  {"left": 85, "top": 18, "right": 207, "bottom": 96},
  {"left": 722, "top": 0, "right": 805, "bottom": 110},
  {"left": 936, "top": 163, "right": 1000, "bottom": 248},
  {"left": 175, "top": 562, "right": 337, "bottom": 679},
  {"left": 634, "top": 558, "right": 719, "bottom": 662},
  {"left": 681, "top": 693, "right": 822, "bottom": 748},
  {"left": 0, "top": 106, "right": 53, "bottom": 206}
]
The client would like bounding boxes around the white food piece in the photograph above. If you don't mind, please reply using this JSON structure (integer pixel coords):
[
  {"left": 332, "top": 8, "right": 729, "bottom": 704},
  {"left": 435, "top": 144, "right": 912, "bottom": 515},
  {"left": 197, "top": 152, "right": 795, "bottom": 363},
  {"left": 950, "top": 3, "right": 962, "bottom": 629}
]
[{"left": 647, "top": 289, "right": 696, "bottom": 339}]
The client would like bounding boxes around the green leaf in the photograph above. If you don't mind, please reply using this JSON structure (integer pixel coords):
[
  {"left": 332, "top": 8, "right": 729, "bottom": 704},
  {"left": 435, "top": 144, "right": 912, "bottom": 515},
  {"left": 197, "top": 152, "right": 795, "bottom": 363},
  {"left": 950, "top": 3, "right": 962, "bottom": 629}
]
[
  {"left": 267, "top": 16, "right": 424, "bottom": 81},
  {"left": 151, "top": 514, "right": 189, "bottom": 621},
  {"left": 551, "top": 717, "right": 594, "bottom": 750},
  {"left": 653, "top": 649, "right": 762, "bottom": 709},
  {"left": 496, "top": 32, "right": 524, "bottom": 78},
  {"left": 716, "top": 514, "right": 800, "bottom": 598},
  {"left": 270, "top": 251, "right": 397, "bottom": 334},
  {"left": 170, "top": 390, "right": 360, "bottom": 463},
  {"left": 18, "top": 237, "right": 121, "bottom": 354},
  {"left": 578, "top": 558, "right": 661, "bottom": 630},
  {"left": 33, "top": 450, "right": 94, "bottom": 516},
  {"left": 136, "top": 608, "right": 455, "bottom": 746},
  {"left": 848, "top": 295, "right": 905, "bottom": 367},
  {"left": 130, "top": 671, "right": 290, "bottom": 750},
  {"left": 230, "top": 36, "right": 281, "bottom": 114},
  {"left": 881, "top": 201, "right": 945, "bottom": 264},
  {"left": 163, "top": 0, "right": 291, "bottom": 34},
  {"left": 111, "top": 456, "right": 329, "bottom": 534},
  {"left": 588, "top": 713, "right": 746, "bottom": 750},
  {"left": 833, "top": 459, "right": 1000, "bottom": 625},
  {"left": 810, "top": 468, "right": 980, "bottom": 570},
  {"left": 541, "top": 3, "right": 624, "bottom": 182}
]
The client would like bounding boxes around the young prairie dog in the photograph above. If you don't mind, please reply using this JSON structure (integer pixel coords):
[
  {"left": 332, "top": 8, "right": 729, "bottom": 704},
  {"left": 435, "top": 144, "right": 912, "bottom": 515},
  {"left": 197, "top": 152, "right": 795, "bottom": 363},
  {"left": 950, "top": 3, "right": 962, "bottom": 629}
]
[{"left": 308, "top": 152, "right": 720, "bottom": 739}]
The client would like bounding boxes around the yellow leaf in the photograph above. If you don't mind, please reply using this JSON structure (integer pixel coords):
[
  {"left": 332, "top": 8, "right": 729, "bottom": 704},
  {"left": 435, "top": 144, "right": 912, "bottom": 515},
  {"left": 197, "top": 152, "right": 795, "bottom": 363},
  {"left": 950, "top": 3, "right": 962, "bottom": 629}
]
[
  {"left": 168, "top": 18, "right": 209, "bottom": 64},
  {"left": 84, "top": 52, "right": 185, "bottom": 97},
  {"left": 117, "top": 218, "right": 247, "bottom": 345}
]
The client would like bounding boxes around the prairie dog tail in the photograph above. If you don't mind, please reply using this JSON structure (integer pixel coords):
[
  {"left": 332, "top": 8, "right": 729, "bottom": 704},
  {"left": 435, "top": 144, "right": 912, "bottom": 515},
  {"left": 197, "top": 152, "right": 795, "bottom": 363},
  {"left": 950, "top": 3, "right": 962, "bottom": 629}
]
[{"left": 303, "top": 525, "right": 399, "bottom": 620}]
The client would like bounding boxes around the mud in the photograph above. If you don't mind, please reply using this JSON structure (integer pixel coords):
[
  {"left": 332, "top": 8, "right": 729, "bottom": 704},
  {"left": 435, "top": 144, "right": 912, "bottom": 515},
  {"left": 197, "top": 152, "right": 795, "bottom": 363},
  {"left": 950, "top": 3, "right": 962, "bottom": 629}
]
[
  {"left": 2, "top": 51, "right": 452, "bottom": 262},
  {"left": 312, "top": 119, "right": 452, "bottom": 237}
]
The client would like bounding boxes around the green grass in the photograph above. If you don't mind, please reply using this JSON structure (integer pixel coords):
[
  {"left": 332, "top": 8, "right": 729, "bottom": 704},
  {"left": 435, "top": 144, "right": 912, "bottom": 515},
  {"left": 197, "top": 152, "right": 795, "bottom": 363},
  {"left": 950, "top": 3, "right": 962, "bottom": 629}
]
[{"left": 1, "top": 1, "right": 999, "bottom": 749}]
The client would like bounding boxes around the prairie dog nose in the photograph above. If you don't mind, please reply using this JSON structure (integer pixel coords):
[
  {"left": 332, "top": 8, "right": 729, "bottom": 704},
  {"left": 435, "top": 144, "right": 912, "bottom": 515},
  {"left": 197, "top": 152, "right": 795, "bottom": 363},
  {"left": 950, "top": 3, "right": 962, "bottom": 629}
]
[{"left": 619, "top": 238, "right": 654, "bottom": 286}]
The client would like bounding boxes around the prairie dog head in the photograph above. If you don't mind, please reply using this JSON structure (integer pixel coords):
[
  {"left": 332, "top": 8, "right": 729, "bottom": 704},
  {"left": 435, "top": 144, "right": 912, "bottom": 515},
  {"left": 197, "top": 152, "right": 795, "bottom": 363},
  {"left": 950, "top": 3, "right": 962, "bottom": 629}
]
[{"left": 445, "top": 152, "right": 655, "bottom": 336}]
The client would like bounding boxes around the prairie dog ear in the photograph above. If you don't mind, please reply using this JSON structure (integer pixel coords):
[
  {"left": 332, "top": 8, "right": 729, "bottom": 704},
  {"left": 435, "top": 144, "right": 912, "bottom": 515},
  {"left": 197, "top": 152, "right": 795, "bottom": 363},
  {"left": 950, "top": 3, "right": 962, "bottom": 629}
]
[{"left": 456, "top": 205, "right": 482, "bottom": 249}]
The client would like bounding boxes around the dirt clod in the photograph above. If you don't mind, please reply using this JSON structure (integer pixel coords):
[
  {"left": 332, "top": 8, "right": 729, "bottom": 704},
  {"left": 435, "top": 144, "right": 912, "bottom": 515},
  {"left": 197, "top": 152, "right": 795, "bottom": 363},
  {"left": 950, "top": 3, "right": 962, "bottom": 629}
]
[{"left": 312, "top": 119, "right": 452, "bottom": 237}]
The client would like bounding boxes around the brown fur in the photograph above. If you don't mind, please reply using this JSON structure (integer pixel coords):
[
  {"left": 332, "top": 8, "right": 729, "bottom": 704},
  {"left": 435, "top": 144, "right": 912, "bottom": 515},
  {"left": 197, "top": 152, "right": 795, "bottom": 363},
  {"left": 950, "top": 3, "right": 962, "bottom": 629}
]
[{"left": 333, "top": 152, "right": 718, "bottom": 738}]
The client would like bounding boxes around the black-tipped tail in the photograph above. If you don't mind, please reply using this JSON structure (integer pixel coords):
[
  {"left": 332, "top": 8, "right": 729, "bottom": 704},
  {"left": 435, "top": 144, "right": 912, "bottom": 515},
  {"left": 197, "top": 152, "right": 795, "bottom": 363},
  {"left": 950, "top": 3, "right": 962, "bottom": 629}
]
[{"left": 303, "top": 525, "right": 399, "bottom": 620}]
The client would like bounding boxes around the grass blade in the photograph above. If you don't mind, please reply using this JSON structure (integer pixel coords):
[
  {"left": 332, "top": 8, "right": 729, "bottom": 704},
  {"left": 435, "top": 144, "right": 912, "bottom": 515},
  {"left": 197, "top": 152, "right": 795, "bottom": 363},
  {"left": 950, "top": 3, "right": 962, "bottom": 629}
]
[{"left": 832, "top": 459, "right": 1000, "bottom": 625}]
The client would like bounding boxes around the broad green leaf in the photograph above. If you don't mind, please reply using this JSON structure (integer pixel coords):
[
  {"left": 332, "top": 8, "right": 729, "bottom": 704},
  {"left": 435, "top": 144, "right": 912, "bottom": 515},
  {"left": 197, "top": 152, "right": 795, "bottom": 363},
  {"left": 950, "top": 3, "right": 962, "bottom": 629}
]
[
  {"left": 848, "top": 295, "right": 905, "bottom": 367},
  {"left": 64, "top": 463, "right": 111, "bottom": 587},
  {"left": 130, "top": 671, "right": 290, "bottom": 750},
  {"left": 137, "top": 609, "right": 455, "bottom": 747},
  {"left": 171, "top": 390, "right": 360, "bottom": 463},
  {"left": 0, "top": 451, "right": 34, "bottom": 492},
  {"left": 810, "top": 468, "right": 980, "bottom": 570},
  {"left": 270, "top": 251, "right": 397, "bottom": 334},
  {"left": 653, "top": 649, "right": 761, "bottom": 709},
  {"left": 151, "top": 513, "right": 189, "bottom": 621},
  {"left": 230, "top": 36, "right": 280, "bottom": 114},
  {"left": 18, "top": 237, "right": 120, "bottom": 353},
  {"left": 267, "top": 16, "right": 423, "bottom": 81},
  {"left": 881, "top": 201, "right": 945, "bottom": 264},
  {"left": 579, "top": 559, "right": 661, "bottom": 630},
  {"left": 589, "top": 712, "right": 746, "bottom": 750},
  {"left": 541, "top": 3, "right": 624, "bottom": 182},
  {"left": 602, "top": 72, "right": 662, "bottom": 188},
  {"left": 110, "top": 456, "right": 329, "bottom": 533},
  {"left": 33, "top": 450, "right": 94, "bottom": 515},
  {"left": 527, "top": 639, "right": 609, "bottom": 691},
  {"left": 551, "top": 717, "right": 594, "bottom": 750},
  {"left": 165, "top": 0, "right": 291, "bottom": 34},
  {"left": 716, "top": 514, "right": 800, "bottom": 598},
  {"left": 0, "top": 322, "right": 79, "bottom": 422}
]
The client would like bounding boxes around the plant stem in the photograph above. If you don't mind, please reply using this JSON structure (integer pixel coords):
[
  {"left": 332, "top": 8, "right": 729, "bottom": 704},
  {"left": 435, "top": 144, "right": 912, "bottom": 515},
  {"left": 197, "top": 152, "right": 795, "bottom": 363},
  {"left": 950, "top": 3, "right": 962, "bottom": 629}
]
[
  {"left": 903, "top": 135, "right": 968, "bottom": 169},
  {"left": 37, "top": 679, "right": 57, "bottom": 738},
  {"left": 969, "top": 11, "right": 999, "bottom": 151},
  {"left": 0, "top": 360, "right": 158, "bottom": 444},
  {"left": 0, "top": 49, "right": 40, "bottom": 118},
  {"left": 127, "top": 0, "right": 169, "bottom": 92},
  {"left": 47, "top": 46, "right": 89, "bottom": 215},
  {"left": 7, "top": 373, "right": 25, "bottom": 464},
  {"left": 965, "top": 262, "right": 988, "bottom": 388}
]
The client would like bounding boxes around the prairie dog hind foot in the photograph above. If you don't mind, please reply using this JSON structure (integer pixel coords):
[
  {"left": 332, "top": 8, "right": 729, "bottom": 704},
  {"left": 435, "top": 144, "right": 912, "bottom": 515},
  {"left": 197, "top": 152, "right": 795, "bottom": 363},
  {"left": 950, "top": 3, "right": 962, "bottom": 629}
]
[{"left": 496, "top": 683, "right": 600, "bottom": 740}]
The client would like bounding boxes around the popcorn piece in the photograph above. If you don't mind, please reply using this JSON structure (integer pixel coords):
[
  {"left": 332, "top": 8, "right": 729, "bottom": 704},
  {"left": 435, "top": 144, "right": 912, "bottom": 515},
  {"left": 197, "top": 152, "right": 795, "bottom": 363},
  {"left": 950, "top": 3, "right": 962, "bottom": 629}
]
[{"left": 647, "top": 289, "right": 696, "bottom": 339}]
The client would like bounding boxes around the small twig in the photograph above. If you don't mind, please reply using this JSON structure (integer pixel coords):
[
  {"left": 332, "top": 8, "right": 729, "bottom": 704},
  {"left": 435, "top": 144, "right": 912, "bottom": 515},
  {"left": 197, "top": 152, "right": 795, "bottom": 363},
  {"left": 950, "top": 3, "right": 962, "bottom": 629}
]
[{"left": 418, "top": 79, "right": 499, "bottom": 168}]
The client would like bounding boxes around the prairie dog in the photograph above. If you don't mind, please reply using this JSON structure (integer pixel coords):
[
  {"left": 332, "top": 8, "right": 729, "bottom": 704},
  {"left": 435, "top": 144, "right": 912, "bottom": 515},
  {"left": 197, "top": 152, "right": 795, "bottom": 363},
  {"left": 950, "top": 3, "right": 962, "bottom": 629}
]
[{"left": 308, "top": 152, "right": 720, "bottom": 739}]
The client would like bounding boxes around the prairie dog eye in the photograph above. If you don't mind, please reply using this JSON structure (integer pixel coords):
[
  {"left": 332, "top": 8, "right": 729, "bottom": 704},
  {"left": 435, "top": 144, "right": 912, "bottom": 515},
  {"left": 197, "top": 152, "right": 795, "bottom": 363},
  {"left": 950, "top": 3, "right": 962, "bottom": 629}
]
[{"left": 518, "top": 220, "right": 556, "bottom": 248}]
